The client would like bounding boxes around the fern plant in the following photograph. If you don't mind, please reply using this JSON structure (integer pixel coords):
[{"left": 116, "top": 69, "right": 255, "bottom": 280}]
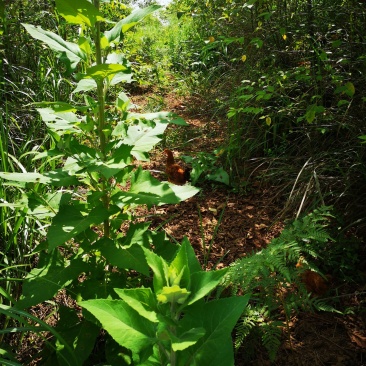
[{"left": 222, "top": 206, "right": 337, "bottom": 362}]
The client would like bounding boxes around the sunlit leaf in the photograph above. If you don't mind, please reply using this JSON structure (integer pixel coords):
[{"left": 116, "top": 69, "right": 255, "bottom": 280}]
[
  {"left": 55, "top": 0, "right": 105, "bottom": 27},
  {"left": 105, "top": 5, "right": 161, "bottom": 43},
  {"left": 79, "top": 299, "right": 156, "bottom": 354},
  {"left": 112, "top": 167, "right": 199, "bottom": 209},
  {"left": 22, "top": 24, "right": 86, "bottom": 70},
  {"left": 0, "top": 171, "right": 78, "bottom": 187},
  {"left": 85, "top": 64, "right": 130, "bottom": 81},
  {"left": 157, "top": 285, "right": 190, "bottom": 304},
  {"left": 114, "top": 288, "right": 159, "bottom": 323},
  {"left": 170, "top": 328, "right": 206, "bottom": 352},
  {"left": 178, "top": 295, "right": 250, "bottom": 365},
  {"left": 72, "top": 78, "right": 97, "bottom": 93},
  {"left": 96, "top": 237, "right": 150, "bottom": 276}
]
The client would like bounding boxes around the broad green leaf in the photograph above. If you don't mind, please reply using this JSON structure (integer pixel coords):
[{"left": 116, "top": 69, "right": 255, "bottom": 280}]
[
  {"left": 207, "top": 167, "right": 230, "bottom": 185},
  {"left": 84, "top": 144, "right": 133, "bottom": 179},
  {"left": 22, "top": 24, "right": 86, "bottom": 70},
  {"left": 178, "top": 295, "right": 251, "bottom": 366},
  {"left": 169, "top": 241, "right": 192, "bottom": 289},
  {"left": 114, "top": 288, "right": 159, "bottom": 323},
  {"left": 47, "top": 203, "right": 109, "bottom": 249},
  {"left": 106, "top": 52, "right": 129, "bottom": 66},
  {"left": 150, "top": 231, "right": 179, "bottom": 262},
  {"left": 112, "top": 167, "right": 198, "bottom": 209},
  {"left": 171, "top": 328, "right": 206, "bottom": 352},
  {"left": 0, "top": 172, "right": 51, "bottom": 184},
  {"left": 250, "top": 37, "right": 263, "bottom": 48},
  {"left": 359, "top": 135, "right": 366, "bottom": 143},
  {"left": 56, "top": 0, "right": 105, "bottom": 27},
  {"left": 32, "top": 101, "right": 88, "bottom": 113},
  {"left": 96, "top": 238, "right": 150, "bottom": 276},
  {"left": 43, "top": 169, "right": 80, "bottom": 187},
  {"left": 56, "top": 308, "right": 100, "bottom": 366},
  {"left": 105, "top": 5, "right": 161, "bottom": 43},
  {"left": 26, "top": 191, "right": 64, "bottom": 219},
  {"left": 37, "top": 107, "right": 84, "bottom": 134},
  {"left": 344, "top": 81, "right": 355, "bottom": 97},
  {"left": 31, "top": 148, "right": 64, "bottom": 161},
  {"left": 143, "top": 247, "right": 169, "bottom": 293},
  {"left": 157, "top": 285, "right": 190, "bottom": 305},
  {"left": 74, "top": 271, "right": 127, "bottom": 301},
  {"left": 126, "top": 112, "right": 189, "bottom": 126},
  {"left": 337, "top": 99, "right": 350, "bottom": 107},
  {"left": 179, "top": 237, "right": 202, "bottom": 274},
  {"left": 79, "top": 299, "right": 156, "bottom": 354},
  {"left": 72, "top": 78, "right": 97, "bottom": 93},
  {"left": 117, "top": 113, "right": 188, "bottom": 160},
  {"left": 118, "top": 222, "right": 150, "bottom": 246},
  {"left": 0, "top": 170, "right": 78, "bottom": 187},
  {"left": 78, "top": 36, "right": 92, "bottom": 55},
  {"left": 188, "top": 268, "right": 228, "bottom": 305},
  {"left": 16, "top": 251, "right": 89, "bottom": 309},
  {"left": 124, "top": 121, "right": 168, "bottom": 161},
  {"left": 85, "top": 64, "right": 129, "bottom": 82},
  {"left": 110, "top": 71, "right": 133, "bottom": 85},
  {"left": 116, "top": 92, "right": 132, "bottom": 112},
  {"left": 305, "top": 104, "right": 325, "bottom": 123}
]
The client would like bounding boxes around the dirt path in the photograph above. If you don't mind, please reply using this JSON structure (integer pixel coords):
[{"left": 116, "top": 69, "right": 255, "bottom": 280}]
[
  {"left": 131, "top": 90, "right": 366, "bottom": 365},
  {"left": 131, "top": 91, "right": 284, "bottom": 266}
]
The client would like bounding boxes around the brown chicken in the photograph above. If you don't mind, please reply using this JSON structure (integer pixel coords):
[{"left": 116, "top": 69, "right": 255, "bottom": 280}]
[
  {"left": 296, "top": 259, "right": 329, "bottom": 296},
  {"left": 164, "top": 149, "right": 190, "bottom": 185}
]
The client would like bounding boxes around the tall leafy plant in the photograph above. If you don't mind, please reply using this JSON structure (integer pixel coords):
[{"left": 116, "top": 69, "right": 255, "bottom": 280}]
[
  {"left": 0, "top": 0, "right": 201, "bottom": 363},
  {"left": 81, "top": 238, "right": 250, "bottom": 365}
]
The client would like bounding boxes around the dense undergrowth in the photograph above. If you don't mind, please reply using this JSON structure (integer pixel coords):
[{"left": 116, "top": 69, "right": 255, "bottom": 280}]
[{"left": 0, "top": 0, "right": 365, "bottom": 365}]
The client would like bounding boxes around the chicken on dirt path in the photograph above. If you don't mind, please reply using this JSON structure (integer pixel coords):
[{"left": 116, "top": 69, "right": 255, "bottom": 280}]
[{"left": 164, "top": 149, "right": 190, "bottom": 185}]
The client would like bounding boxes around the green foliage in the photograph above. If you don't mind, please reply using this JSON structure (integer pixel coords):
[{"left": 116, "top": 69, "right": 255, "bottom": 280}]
[
  {"left": 0, "top": 304, "right": 80, "bottom": 366},
  {"left": 182, "top": 150, "right": 230, "bottom": 186},
  {"left": 80, "top": 238, "right": 250, "bottom": 366},
  {"left": 222, "top": 206, "right": 339, "bottom": 362},
  {"left": 0, "top": 1, "right": 200, "bottom": 363},
  {"left": 167, "top": 0, "right": 366, "bottom": 229}
]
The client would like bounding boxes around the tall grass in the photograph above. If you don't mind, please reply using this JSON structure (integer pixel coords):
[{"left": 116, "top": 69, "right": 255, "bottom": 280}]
[{"left": 0, "top": 0, "right": 72, "bottom": 306}]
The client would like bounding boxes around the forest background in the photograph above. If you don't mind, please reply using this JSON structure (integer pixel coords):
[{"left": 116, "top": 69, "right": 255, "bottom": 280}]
[{"left": 0, "top": 0, "right": 365, "bottom": 365}]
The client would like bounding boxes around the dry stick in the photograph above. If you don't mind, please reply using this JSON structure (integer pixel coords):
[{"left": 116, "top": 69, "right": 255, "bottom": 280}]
[
  {"left": 296, "top": 177, "right": 312, "bottom": 219},
  {"left": 288, "top": 157, "right": 312, "bottom": 205}
]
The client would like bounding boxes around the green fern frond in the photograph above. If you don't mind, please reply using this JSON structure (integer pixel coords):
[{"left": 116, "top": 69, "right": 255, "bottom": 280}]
[
  {"left": 224, "top": 206, "right": 336, "bottom": 362},
  {"left": 261, "top": 322, "right": 283, "bottom": 362}
]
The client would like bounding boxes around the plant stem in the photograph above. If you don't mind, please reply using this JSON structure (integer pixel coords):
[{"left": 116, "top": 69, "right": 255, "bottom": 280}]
[{"left": 93, "top": 0, "right": 110, "bottom": 238}]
